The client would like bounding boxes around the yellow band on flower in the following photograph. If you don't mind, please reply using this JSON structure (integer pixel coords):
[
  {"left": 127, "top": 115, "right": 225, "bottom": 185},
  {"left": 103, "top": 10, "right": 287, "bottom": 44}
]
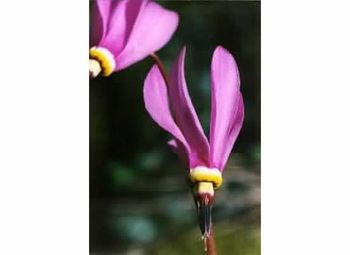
[
  {"left": 89, "top": 47, "right": 116, "bottom": 76},
  {"left": 190, "top": 166, "right": 223, "bottom": 188}
]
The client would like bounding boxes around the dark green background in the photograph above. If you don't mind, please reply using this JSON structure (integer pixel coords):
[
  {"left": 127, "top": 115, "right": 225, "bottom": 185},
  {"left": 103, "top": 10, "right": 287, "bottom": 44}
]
[{"left": 90, "top": 1, "right": 260, "bottom": 254}]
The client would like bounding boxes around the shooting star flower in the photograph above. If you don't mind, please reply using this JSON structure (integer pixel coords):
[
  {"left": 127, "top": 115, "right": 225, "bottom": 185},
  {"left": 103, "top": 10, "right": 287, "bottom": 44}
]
[
  {"left": 90, "top": 0, "right": 179, "bottom": 77},
  {"left": 143, "top": 46, "right": 244, "bottom": 237}
]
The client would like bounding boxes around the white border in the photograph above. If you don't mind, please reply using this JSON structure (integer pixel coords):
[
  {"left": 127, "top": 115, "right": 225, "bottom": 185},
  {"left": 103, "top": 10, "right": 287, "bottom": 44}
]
[
  {"left": 1, "top": 0, "right": 350, "bottom": 254},
  {"left": 0, "top": 0, "right": 89, "bottom": 254},
  {"left": 262, "top": 0, "right": 350, "bottom": 254}
]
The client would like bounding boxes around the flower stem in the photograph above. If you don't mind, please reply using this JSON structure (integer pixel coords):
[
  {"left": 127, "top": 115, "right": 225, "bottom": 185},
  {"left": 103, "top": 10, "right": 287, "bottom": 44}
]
[
  {"left": 150, "top": 53, "right": 170, "bottom": 87},
  {"left": 205, "top": 230, "right": 217, "bottom": 255}
]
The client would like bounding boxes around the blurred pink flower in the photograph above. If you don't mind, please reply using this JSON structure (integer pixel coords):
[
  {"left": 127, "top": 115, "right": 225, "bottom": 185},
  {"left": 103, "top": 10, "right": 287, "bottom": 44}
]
[
  {"left": 143, "top": 46, "right": 244, "bottom": 188},
  {"left": 90, "top": 0, "right": 179, "bottom": 77}
]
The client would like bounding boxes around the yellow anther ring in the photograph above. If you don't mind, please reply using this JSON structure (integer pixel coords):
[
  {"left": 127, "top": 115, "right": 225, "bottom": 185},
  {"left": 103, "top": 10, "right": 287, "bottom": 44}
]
[
  {"left": 189, "top": 166, "right": 223, "bottom": 188},
  {"left": 89, "top": 46, "right": 116, "bottom": 76}
]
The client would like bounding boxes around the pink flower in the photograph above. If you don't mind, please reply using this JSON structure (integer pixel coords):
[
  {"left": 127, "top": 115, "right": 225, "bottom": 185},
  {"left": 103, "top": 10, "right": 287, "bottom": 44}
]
[
  {"left": 144, "top": 46, "right": 244, "bottom": 185},
  {"left": 143, "top": 46, "right": 244, "bottom": 235},
  {"left": 90, "top": 0, "right": 179, "bottom": 77}
]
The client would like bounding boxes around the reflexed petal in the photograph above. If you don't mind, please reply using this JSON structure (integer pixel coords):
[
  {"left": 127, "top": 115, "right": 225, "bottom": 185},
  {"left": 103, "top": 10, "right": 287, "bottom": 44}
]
[
  {"left": 91, "top": 0, "right": 112, "bottom": 46},
  {"left": 116, "top": 1, "right": 179, "bottom": 70},
  {"left": 143, "top": 65, "right": 190, "bottom": 158},
  {"left": 169, "top": 47, "right": 210, "bottom": 168},
  {"left": 97, "top": 0, "right": 146, "bottom": 57},
  {"left": 209, "top": 46, "right": 244, "bottom": 170}
]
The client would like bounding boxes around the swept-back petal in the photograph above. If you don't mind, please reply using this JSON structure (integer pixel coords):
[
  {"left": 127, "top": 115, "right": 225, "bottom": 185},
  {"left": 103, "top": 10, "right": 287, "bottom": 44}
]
[
  {"left": 96, "top": 0, "right": 146, "bottom": 57},
  {"left": 209, "top": 46, "right": 244, "bottom": 170},
  {"left": 143, "top": 65, "right": 190, "bottom": 163},
  {"left": 169, "top": 47, "right": 210, "bottom": 168},
  {"left": 91, "top": 0, "right": 112, "bottom": 46},
  {"left": 116, "top": 1, "right": 179, "bottom": 71}
]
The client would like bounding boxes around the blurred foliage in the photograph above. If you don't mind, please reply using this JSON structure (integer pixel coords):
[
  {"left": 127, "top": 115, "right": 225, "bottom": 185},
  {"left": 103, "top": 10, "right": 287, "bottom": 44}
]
[
  {"left": 90, "top": 1, "right": 260, "bottom": 254},
  {"left": 148, "top": 225, "right": 260, "bottom": 255}
]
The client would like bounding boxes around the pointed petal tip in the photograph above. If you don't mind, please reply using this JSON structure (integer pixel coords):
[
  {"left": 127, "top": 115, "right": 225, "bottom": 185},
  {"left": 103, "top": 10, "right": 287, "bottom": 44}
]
[
  {"left": 149, "top": 63, "right": 161, "bottom": 75},
  {"left": 178, "top": 46, "right": 187, "bottom": 60},
  {"left": 214, "top": 45, "right": 226, "bottom": 52},
  {"left": 211, "top": 45, "right": 240, "bottom": 87},
  {"left": 144, "top": 64, "right": 161, "bottom": 85},
  {"left": 213, "top": 45, "right": 237, "bottom": 62},
  {"left": 143, "top": 64, "right": 164, "bottom": 105},
  {"left": 174, "top": 46, "right": 188, "bottom": 74}
]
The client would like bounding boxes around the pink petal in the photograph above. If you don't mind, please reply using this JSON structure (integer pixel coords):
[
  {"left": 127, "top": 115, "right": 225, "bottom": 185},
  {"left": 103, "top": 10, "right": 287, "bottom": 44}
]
[
  {"left": 95, "top": 0, "right": 146, "bottom": 57},
  {"left": 169, "top": 47, "right": 210, "bottom": 168},
  {"left": 209, "top": 46, "right": 244, "bottom": 171},
  {"left": 91, "top": 0, "right": 112, "bottom": 46},
  {"left": 143, "top": 65, "right": 190, "bottom": 161},
  {"left": 116, "top": 1, "right": 179, "bottom": 71}
]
